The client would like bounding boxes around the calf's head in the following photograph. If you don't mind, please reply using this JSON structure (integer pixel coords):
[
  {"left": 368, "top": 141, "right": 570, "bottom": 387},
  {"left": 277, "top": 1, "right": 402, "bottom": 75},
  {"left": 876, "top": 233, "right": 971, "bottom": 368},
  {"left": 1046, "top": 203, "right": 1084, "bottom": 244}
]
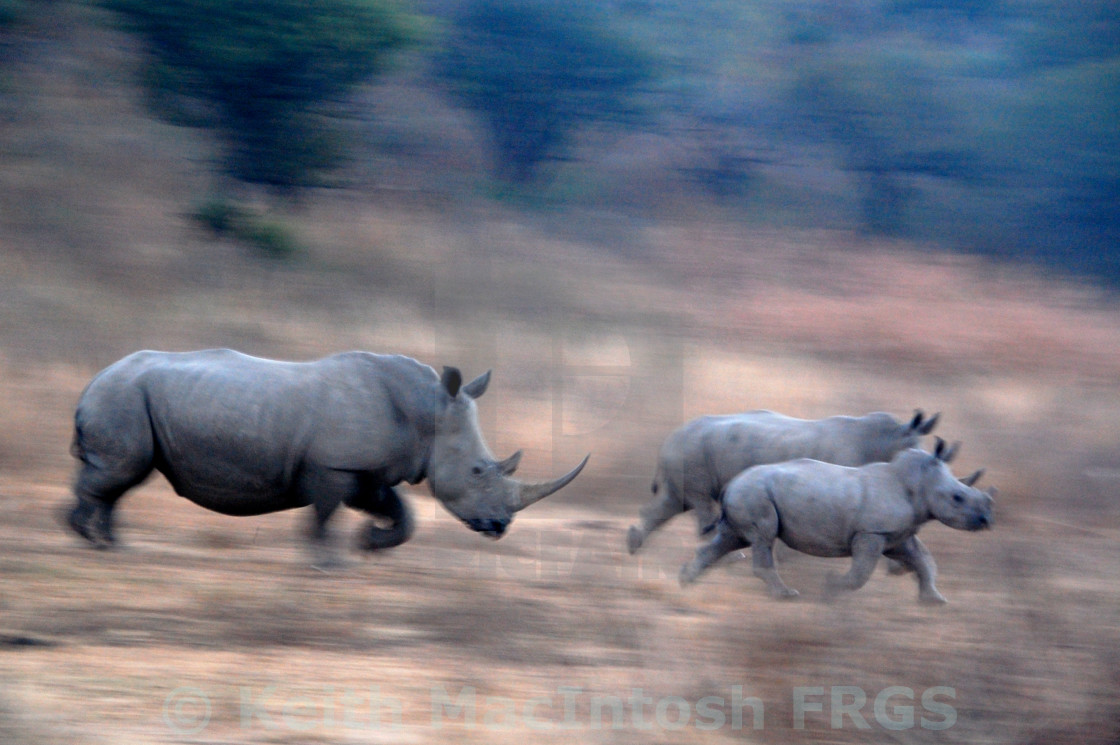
[
  {"left": 426, "top": 367, "right": 588, "bottom": 538},
  {"left": 901, "top": 438, "right": 994, "bottom": 531}
]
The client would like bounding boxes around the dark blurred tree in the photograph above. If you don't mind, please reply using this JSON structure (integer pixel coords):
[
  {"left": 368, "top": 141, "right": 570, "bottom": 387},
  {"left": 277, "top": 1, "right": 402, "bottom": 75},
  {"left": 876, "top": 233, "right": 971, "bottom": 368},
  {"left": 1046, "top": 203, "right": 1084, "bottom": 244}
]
[
  {"left": 787, "top": 48, "right": 977, "bottom": 235},
  {"left": 0, "top": 0, "right": 29, "bottom": 28},
  {"left": 107, "top": 0, "right": 421, "bottom": 193},
  {"left": 436, "top": 0, "right": 656, "bottom": 184}
]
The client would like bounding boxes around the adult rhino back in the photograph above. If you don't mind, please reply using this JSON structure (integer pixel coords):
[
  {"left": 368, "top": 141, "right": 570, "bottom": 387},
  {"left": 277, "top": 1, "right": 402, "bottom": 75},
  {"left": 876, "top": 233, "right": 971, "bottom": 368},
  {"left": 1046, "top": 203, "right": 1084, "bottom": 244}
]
[{"left": 67, "top": 349, "right": 588, "bottom": 565}]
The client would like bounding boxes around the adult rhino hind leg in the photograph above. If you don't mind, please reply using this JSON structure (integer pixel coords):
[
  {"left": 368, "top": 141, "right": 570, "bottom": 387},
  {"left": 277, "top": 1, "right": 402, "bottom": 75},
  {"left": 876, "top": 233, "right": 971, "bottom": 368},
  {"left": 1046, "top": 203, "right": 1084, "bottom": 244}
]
[
  {"left": 66, "top": 494, "right": 100, "bottom": 545},
  {"left": 69, "top": 460, "right": 148, "bottom": 548},
  {"left": 628, "top": 479, "right": 686, "bottom": 554},
  {"left": 349, "top": 483, "right": 415, "bottom": 552}
]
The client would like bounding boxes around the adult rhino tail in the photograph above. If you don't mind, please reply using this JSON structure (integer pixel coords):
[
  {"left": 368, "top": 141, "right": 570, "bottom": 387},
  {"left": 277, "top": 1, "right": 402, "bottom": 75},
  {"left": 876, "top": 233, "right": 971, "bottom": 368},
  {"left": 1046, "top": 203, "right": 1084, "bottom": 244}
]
[{"left": 70, "top": 419, "right": 85, "bottom": 460}]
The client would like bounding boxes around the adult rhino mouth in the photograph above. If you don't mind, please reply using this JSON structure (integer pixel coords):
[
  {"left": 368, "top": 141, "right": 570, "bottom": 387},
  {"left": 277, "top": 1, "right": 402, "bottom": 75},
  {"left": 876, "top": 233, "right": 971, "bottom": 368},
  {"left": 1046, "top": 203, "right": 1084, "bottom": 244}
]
[{"left": 465, "top": 517, "right": 508, "bottom": 538}]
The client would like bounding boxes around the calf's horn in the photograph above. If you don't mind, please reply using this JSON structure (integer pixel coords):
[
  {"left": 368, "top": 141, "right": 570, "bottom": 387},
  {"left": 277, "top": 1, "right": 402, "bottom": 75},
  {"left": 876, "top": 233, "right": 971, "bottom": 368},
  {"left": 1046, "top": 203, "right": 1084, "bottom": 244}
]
[
  {"left": 509, "top": 454, "right": 590, "bottom": 511},
  {"left": 961, "top": 468, "right": 985, "bottom": 486}
]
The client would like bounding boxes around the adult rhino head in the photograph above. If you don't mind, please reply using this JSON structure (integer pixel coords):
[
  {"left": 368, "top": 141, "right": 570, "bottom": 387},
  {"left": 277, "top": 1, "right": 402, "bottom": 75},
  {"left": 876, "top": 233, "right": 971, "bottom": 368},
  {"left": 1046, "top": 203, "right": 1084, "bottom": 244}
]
[{"left": 427, "top": 367, "right": 589, "bottom": 538}]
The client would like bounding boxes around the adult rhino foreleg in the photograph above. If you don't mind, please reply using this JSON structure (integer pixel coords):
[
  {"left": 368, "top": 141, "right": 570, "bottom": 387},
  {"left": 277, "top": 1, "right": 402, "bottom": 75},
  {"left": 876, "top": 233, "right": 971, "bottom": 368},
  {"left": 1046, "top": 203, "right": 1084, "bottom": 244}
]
[
  {"left": 297, "top": 465, "right": 356, "bottom": 568},
  {"left": 347, "top": 479, "right": 415, "bottom": 551}
]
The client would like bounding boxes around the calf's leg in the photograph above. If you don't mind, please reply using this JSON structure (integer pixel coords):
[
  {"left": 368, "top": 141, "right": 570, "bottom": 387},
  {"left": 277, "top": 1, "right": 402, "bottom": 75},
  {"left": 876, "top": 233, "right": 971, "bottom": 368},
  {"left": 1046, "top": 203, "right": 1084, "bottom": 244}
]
[
  {"left": 824, "top": 533, "right": 887, "bottom": 600},
  {"left": 744, "top": 499, "right": 799, "bottom": 599},
  {"left": 885, "top": 536, "right": 947, "bottom": 604},
  {"left": 679, "top": 520, "right": 748, "bottom": 585}
]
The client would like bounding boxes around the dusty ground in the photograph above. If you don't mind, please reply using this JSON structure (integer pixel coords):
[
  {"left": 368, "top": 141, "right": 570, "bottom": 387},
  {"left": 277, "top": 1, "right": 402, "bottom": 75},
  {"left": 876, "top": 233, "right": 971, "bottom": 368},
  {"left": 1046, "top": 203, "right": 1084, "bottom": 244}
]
[{"left": 3, "top": 11, "right": 1120, "bottom": 744}]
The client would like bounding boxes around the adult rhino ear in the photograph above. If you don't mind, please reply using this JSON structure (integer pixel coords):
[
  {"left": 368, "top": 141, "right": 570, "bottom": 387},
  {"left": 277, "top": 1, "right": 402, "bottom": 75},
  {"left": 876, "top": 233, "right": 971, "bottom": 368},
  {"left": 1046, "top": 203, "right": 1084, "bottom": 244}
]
[
  {"left": 910, "top": 410, "right": 940, "bottom": 435},
  {"left": 462, "top": 370, "right": 491, "bottom": 399},
  {"left": 441, "top": 367, "right": 463, "bottom": 397}
]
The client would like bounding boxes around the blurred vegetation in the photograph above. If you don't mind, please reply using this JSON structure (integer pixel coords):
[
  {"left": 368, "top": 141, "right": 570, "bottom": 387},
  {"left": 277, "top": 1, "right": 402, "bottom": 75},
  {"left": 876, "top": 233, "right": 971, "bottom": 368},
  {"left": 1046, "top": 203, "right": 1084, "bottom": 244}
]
[
  {"left": 0, "top": 0, "right": 1116, "bottom": 278},
  {"left": 189, "top": 195, "right": 302, "bottom": 257},
  {"left": 103, "top": 0, "right": 423, "bottom": 193},
  {"left": 435, "top": 0, "right": 656, "bottom": 184}
]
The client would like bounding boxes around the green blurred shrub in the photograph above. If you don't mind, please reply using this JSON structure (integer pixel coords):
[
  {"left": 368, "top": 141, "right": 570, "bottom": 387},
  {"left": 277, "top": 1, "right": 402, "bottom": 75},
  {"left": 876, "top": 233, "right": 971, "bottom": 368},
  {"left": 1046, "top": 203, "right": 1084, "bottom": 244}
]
[
  {"left": 436, "top": 0, "right": 657, "bottom": 184},
  {"left": 189, "top": 196, "right": 300, "bottom": 257},
  {"left": 107, "top": 0, "right": 423, "bottom": 193}
]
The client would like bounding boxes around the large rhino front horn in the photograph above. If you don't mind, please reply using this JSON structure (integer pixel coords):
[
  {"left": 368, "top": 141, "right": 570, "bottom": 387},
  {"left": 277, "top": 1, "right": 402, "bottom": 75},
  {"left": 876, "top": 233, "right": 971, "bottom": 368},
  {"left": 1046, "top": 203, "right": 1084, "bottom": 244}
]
[{"left": 507, "top": 454, "right": 590, "bottom": 512}]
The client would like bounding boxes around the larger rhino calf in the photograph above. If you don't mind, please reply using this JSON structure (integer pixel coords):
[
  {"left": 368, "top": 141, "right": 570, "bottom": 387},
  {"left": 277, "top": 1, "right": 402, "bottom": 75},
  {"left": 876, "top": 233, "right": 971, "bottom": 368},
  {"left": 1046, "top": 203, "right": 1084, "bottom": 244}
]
[
  {"left": 628, "top": 409, "right": 939, "bottom": 554},
  {"left": 679, "top": 439, "right": 994, "bottom": 603},
  {"left": 67, "top": 349, "right": 588, "bottom": 563}
]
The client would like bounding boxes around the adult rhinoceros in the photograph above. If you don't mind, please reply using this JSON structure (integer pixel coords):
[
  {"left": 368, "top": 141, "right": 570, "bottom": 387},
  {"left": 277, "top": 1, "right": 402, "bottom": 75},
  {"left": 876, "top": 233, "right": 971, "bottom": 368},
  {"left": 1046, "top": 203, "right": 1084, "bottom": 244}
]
[{"left": 66, "top": 349, "right": 588, "bottom": 563}]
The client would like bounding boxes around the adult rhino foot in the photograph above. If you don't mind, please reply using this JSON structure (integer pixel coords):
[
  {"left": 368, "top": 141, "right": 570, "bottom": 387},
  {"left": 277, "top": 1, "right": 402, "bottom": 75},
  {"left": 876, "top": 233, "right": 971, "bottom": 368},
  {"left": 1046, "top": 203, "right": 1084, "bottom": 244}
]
[
  {"left": 771, "top": 587, "right": 800, "bottom": 600},
  {"left": 65, "top": 504, "right": 113, "bottom": 548},
  {"left": 627, "top": 526, "right": 644, "bottom": 555},
  {"left": 359, "top": 516, "right": 414, "bottom": 551},
  {"left": 67, "top": 515, "right": 98, "bottom": 545},
  {"left": 309, "top": 553, "right": 354, "bottom": 573}
]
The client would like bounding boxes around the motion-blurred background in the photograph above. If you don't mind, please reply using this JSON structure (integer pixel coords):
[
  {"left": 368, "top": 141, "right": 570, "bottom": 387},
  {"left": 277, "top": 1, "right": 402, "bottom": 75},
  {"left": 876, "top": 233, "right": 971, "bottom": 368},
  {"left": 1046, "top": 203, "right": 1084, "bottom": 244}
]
[{"left": 1, "top": 2, "right": 1118, "bottom": 743}]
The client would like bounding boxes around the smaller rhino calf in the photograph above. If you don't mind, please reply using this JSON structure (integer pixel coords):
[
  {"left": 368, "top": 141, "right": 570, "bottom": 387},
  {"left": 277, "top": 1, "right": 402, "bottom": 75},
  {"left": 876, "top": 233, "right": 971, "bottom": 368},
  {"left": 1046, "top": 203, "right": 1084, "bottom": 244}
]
[{"left": 679, "top": 439, "right": 993, "bottom": 603}]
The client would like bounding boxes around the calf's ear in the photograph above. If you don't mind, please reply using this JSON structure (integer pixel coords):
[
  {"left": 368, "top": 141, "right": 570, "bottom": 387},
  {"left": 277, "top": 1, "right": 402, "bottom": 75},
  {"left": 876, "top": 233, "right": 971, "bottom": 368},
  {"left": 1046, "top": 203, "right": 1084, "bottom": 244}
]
[
  {"left": 462, "top": 370, "right": 492, "bottom": 399},
  {"left": 441, "top": 367, "right": 463, "bottom": 397},
  {"left": 933, "top": 437, "right": 960, "bottom": 463}
]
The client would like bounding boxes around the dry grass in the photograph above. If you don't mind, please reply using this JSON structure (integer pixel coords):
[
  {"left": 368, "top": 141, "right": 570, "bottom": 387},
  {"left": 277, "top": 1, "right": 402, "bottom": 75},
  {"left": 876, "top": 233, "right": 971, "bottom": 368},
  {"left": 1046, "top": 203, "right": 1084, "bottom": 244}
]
[{"left": 2, "top": 9, "right": 1120, "bottom": 744}]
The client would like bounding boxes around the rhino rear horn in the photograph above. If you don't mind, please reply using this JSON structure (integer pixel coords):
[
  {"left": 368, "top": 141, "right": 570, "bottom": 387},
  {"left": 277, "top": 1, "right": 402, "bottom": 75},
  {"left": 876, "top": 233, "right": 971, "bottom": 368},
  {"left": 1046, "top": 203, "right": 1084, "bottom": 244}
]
[
  {"left": 509, "top": 454, "right": 590, "bottom": 512},
  {"left": 496, "top": 450, "right": 522, "bottom": 476},
  {"left": 961, "top": 468, "right": 985, "bottom": 487}
]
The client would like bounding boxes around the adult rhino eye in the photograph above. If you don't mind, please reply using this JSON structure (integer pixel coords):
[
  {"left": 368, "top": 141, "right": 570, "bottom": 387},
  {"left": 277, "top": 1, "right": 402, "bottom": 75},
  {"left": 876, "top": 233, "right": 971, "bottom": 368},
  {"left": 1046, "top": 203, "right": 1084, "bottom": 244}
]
[
  {"left": 471, "top": 465, "right": 484, "bottom": 476},
  {"left": 953, "top": 493, "right": 965, "bottom": 504}
]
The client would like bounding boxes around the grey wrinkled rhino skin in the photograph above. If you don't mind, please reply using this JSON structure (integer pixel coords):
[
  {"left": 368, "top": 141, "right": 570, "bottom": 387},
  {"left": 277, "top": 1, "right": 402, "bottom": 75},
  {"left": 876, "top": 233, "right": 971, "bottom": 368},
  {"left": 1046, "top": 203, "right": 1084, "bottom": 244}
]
[
  {"left": 628, "top": 409, "right": 938, "bottom": 554},
  {"left": 679, "top": 438, "right": 994, "bottom": 603},
  {"left": 67, "top": 349, "right": 588, "bottom": 563}
]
